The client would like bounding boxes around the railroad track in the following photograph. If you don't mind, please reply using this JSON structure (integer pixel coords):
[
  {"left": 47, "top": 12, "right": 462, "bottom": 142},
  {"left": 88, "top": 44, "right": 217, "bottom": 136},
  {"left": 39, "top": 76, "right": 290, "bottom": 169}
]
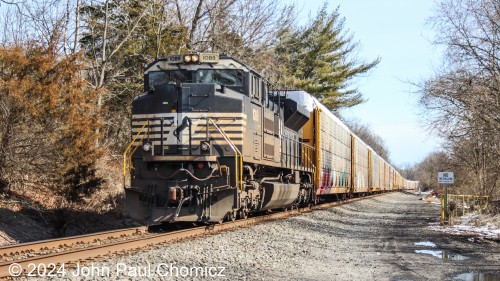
[
  {"left": 0, "top": 227, "right": 148, "bottom": 260},
  {"left": 0, "top": 192, "right": 389, "bottom": 278}
]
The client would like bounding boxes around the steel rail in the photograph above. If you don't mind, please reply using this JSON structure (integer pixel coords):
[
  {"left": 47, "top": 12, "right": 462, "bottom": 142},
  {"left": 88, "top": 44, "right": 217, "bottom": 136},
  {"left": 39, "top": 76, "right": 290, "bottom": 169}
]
[
  {"left": 0, "top": 192, "right": 390, "bottom": 278},
  {"left": 0, "top": 226, "right": 147, "bottom": 260}
]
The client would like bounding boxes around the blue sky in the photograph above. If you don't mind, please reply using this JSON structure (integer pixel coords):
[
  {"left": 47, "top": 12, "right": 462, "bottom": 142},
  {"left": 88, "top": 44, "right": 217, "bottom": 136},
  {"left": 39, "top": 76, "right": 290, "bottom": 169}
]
[{"left": 296, "top": 0, "right": 443, "bottom": 167}]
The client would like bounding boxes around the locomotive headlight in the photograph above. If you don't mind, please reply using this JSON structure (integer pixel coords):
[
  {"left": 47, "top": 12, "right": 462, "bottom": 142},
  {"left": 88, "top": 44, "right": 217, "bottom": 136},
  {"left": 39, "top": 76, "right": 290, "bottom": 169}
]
[
  {"left": 143, "top": 142, "right": 152, "bottom": 152},
  {"left": 183, "top": 54, "right": 199, "bottom": 63},
  {"left": 200, "top": 141, "right": 210, "bottom": 152}
]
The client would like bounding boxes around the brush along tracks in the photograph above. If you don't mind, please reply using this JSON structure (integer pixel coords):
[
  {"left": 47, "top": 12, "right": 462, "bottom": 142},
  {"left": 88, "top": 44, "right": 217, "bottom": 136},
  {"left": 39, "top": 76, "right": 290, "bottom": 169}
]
[{"left": 0, "top": 192, "right": 389, "bottom": 278}]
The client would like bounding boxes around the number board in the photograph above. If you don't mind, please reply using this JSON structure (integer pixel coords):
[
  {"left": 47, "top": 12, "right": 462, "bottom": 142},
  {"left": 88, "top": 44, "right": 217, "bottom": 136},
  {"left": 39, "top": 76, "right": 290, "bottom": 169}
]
[
  {"left": 166, "top": 55, "right": 183, "bottom": 63},
  {"left": 199, "top": 53, "right": 219, "bottom": 63}
]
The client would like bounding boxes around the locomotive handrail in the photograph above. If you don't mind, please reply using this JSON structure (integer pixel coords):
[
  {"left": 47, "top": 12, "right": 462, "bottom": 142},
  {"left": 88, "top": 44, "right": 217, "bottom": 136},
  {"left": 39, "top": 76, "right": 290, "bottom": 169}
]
[
  {"left": 208, "top": 118, "right": 243, "bottom": 191},
  {"left": 280, "top": 135, "right": 315, "bottom": 171},
  {"left": 123, "top": 121, "right": 149, "bottom": 187},
  {"left": 302, "top": 145, "right": 315, "bottom": 171}
]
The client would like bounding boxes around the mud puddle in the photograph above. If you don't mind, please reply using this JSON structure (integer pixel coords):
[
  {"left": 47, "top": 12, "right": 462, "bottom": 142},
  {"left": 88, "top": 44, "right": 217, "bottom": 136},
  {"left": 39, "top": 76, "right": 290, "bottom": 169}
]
[
  {"left": 454, "top": 272, "right": 500, "bottom": 281},
  {"left": 414, "top": 241, "right": 469, "bottom": 260}
]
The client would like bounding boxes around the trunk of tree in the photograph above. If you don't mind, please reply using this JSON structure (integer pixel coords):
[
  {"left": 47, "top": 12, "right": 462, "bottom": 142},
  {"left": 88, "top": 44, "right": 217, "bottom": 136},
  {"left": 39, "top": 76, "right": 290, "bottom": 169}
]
[
  {"left": 73, "top": 0, "right": 81, "bottom": 53},
  {"left": 0, "top": 106, "right": 17, "bottom": 191}
]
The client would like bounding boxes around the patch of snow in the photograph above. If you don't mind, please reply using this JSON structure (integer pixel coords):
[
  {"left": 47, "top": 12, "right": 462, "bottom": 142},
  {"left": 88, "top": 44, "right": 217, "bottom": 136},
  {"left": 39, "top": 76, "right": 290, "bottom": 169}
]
[
  {"left": 414, "top": 241, "right": 437, "bottom": 247},
  {"left": 429, "top": 224, "right": 500, "bottom": 239},
  {"left": 459, "top": 213, "right": 480, "bottom": 220},
  {"left": 415, "top": 249, "right": 442, "bottom": 258}
]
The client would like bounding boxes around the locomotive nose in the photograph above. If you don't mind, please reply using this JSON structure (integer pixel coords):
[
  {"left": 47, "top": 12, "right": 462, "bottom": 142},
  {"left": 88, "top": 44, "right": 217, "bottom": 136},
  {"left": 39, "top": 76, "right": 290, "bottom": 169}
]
[{"left": 132, "top": 84, "right": 179, "bottom": 115}]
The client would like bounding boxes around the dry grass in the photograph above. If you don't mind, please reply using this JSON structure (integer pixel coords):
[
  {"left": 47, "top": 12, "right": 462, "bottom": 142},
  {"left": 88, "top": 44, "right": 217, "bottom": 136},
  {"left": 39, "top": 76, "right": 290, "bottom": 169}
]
[
  {"left": 423, "top": 194, "right": 441, "bottom": 204},
  {"left": 0, "top": 156, "right": 129, "bottom": 245}
]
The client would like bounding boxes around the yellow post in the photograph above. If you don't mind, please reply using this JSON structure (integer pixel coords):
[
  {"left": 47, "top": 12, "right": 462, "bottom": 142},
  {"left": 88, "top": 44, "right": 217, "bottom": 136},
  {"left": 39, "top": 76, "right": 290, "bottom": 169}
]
[
  {"left": 462, "top": 195, "right": 465, "bottom": 216},
  {"left": 444, "top": 185, "right": 448, "bottom": 224},
  {"left": 441, "top": 195, "right": 445, "bottom": 225}
]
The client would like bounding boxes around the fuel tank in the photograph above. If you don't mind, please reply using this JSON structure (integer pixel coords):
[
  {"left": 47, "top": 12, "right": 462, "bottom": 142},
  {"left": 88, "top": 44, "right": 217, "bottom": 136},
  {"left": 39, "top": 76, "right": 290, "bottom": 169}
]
[{"left": 260, "top": 181, "right": 300, "bottom": 210}]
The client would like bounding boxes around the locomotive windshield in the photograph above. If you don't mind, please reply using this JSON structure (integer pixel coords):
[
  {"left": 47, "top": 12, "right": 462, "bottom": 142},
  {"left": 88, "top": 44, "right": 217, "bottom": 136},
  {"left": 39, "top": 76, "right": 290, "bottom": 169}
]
[
  {"left": 147, "top": 68, "right": 244, "bottom": 90},
  {"left": 148, "top": 70, "right": 188, "bottom": 88},
  {"left": 195, "top": 69, "right": 244, "bottom": 86}
]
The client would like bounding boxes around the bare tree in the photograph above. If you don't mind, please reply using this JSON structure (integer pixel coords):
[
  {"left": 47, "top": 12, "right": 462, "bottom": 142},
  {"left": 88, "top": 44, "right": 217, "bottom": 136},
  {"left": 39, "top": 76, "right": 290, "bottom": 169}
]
[
  {"left": 0, "top": 0, "right": 83, "bottom": 55},
  {"left": 419, "top": 0, "right": 500, "bottom": 198},
  {"left": 414, "top": 151, "right": 451, "bottom": 192},
  {"left": 344, "top": 120, "right": 391, "bottom": 162},
  {"left": 170, "top": 0, "right": 294, "bottom": 67}
]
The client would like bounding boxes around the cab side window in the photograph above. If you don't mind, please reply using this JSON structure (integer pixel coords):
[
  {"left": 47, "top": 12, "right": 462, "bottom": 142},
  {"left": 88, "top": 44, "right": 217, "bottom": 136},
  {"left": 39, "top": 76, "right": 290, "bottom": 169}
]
[{"left": 251, "top": 74, "right": 261, "bottom": 102}]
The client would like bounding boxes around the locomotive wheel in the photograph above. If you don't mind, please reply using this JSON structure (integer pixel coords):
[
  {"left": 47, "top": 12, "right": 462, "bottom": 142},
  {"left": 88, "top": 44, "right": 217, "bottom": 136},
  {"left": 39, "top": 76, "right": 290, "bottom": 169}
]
[
  {"left": 238, "top": 209, "right": 248, "bottom": 219},
  {"left": 229, "top": 210, "right": 237, "bottom": 222}
]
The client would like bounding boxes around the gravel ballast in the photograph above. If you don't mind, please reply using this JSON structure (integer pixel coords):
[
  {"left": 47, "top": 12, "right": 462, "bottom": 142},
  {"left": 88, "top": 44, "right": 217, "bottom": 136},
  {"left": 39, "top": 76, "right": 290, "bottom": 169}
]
[{"left": 24, "top": 192, "right": 500, "bottom": 280}]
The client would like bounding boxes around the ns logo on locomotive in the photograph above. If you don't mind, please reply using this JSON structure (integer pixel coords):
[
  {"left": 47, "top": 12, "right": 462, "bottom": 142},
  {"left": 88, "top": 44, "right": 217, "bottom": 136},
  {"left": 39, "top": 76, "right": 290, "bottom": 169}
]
[{"left": 124, "top": 52, "right": 418, "bottom": 224}]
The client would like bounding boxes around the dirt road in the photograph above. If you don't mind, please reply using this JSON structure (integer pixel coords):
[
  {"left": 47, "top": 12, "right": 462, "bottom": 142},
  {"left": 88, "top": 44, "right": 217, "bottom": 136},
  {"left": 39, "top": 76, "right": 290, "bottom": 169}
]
[{"left": 322, "top": 192, "right": 500, "bottom": 280}]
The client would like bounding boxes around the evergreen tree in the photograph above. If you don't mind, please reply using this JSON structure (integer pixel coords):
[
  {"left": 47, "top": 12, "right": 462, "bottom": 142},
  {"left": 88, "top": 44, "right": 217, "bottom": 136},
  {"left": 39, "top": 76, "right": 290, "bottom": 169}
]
[{"left": 276, "top": 4, "right": 379, "bottom": 110}]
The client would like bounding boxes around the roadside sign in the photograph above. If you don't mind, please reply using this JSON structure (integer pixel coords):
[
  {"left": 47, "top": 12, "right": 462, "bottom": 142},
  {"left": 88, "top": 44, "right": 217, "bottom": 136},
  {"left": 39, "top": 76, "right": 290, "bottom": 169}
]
[{"left": 438, "top": 172, "right": 454, "bottom": 184}]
